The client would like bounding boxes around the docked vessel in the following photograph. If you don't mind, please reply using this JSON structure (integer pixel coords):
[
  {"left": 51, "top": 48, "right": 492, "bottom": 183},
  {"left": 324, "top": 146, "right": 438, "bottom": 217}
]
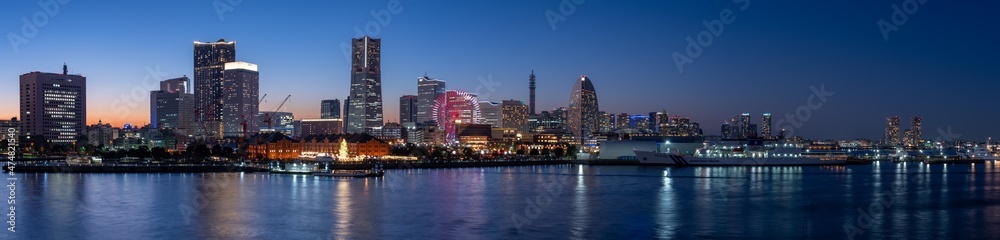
[
  {"left": 963, "top": 138, "right": 1000, "bottom": 161},
  {"left": 636, "top": 140, "right": 848, "bottom": 166},
  {"left": 269, "top": 161, "right": 316, "bottom": 174}
]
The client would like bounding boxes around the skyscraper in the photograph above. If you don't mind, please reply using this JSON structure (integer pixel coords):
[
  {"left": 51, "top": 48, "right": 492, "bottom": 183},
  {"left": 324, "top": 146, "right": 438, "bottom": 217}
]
[
  {"left": 321, "top": 99, "right": 341, "bottom": 119},
  {"left": 568, "top": 75, "right": 600, "bottom": 144},
  {"left": 347, "top": 36, "right": 383, "bottom": 133},
  {"left": 501, "top": 100, "right": 528, "bottom": 133},
  {"left": 417, "top": 75, "right": 446, "bottom": 123},
  {"left": 529, "top": 70, "right": 536, "bottom": 115},
  {"left": 151, "top": 76, "right": 194, "bottom": 135},
  {"left": 221, "top": 62, "right": 259, "bottom": 138},
  {"left": 905, "top": 116, "right": 922, "bottom": 147},
  {"left": 194, "top": 39, "right": 236, "bottom": 139},
  {"left": 399, "top": 95, "right": 418, "bottom": 123},
  {"left": 762, "top": 113, "right": 772, "bottom": 139},
  {"left": 884, "top": 116, "right": 901, "bottom": 146},
  {"left": 19, "top": 64, "right": 87, "bottom": 144},
  {"left": 738, "top": 113, "right": 752, "bottom": 139}
]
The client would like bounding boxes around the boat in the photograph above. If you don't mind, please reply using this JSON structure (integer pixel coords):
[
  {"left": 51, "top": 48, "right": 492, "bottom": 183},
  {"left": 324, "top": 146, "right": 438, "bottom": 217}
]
[
  {"left": 66, "top": 156, "right": 103, "bottom": 164},
  {"left": 635, "top": 140, "right": 848, "bottom": 166},
  {"left": 313, "top": 169, "right": 384, "bottom": 178},
  {"left": 269, "top": 161, "right": 316, "bottom": 174},
  {"left": 963, "top": 138, "right": 1000, "bottom": 161}
]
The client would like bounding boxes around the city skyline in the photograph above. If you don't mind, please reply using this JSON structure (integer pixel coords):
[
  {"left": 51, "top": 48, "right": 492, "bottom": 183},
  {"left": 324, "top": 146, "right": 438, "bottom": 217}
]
[{"left": 2, "top": 1, "right": 999, "bottom": 140}]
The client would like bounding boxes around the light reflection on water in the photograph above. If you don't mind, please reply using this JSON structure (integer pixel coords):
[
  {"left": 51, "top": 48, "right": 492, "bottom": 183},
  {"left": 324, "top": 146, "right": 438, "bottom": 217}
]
[{"left": 4, "top": 162, "right": 1000, "bottom": 239}]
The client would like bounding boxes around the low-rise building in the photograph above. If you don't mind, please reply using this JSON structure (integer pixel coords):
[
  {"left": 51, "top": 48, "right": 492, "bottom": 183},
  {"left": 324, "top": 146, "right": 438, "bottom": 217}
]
[{"left": 247, "top": 132, "right": 301, "bottom": 160}]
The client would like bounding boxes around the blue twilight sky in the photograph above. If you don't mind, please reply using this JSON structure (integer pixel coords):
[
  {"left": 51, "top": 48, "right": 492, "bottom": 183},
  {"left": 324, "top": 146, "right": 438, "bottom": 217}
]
[{"left": 0, "top": 0, "right": 998, "bottom": 140}]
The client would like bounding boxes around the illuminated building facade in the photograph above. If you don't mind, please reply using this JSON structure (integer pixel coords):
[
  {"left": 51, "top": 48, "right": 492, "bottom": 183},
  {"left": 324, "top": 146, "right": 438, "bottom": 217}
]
[
  {"left": 221, "top": 62, "right": 259, "bottom": 138},
  {"left": 347, "top": 36, "right": 383, "bottom": 133},
  {"left": 194, "top": 39, "right": 236, "bottom": 139},
  {"left": 417, "top": 75, "right": 446, "bottom": 123},
  {"left": 151, "top": 76, "right": 195, "bottom": 136},
  {"left": 501, "top": 100, "right": 528, "bottom": 133},
  {"left": 479, "top": 101, "right": 501, "bottom": 127},
  {"left": 399, "top": 95, "right": 418, "bottom": 124},
  {"left": 321, "top": 99, "right": 341, "bottom": 119},
  {"left": 762, "top": 113, "right": 772, "bottom": 139},
  {"left": 884, "top": 116, "right": 901, "bottom": 146},
  {"left": 567, "top": 76, "right": 600, "bottom": 144},
  {"left": 19, "top": 65, "right": 87, "bottom": 144}
]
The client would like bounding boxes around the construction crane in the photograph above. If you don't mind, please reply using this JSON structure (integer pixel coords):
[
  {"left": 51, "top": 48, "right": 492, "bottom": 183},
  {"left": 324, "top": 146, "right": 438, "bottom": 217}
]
[{"left": 263, "top": 95, "right": 291, "bottom": 129}]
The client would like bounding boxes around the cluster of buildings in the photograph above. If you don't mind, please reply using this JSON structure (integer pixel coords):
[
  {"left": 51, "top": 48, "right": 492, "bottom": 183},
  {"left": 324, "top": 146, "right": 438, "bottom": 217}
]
[
  {"left": 884, "top": 116, "right": 922, "bottom": 148},
  {"left": 8, "top": 35, "right": 712, "bottom": 159},
  {"left": 720, "top": 113, "right": 779, "bottom": 140}
]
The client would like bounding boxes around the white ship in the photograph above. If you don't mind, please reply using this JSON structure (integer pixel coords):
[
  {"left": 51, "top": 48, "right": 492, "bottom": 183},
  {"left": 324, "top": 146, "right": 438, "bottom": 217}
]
[
  {"left": 269, "top": 161, "right": 316, "bottom": 173},
  {"left": 635, "top": 140, "right": 848, "bottom": 166},
  {"left": 964, "top": 138, "right": 1000, "bottom": 160}
]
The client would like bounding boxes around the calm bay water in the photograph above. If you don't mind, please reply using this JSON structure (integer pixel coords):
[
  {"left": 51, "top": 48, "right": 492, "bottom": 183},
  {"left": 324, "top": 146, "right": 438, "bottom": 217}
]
[{"left": 4, "top": 162, "right": 1000, "bottom": 239}]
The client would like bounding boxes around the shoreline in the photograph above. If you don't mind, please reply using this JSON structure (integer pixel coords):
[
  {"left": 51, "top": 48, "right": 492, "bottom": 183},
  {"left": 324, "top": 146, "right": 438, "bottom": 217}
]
[{"left": 1, "top": 158, "right": 990, "bottom": 173}]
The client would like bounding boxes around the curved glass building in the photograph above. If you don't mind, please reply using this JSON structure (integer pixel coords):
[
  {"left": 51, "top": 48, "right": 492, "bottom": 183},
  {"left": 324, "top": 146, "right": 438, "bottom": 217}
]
[{"left": 568, "top": 75, "right": 600, "bottom": 145}]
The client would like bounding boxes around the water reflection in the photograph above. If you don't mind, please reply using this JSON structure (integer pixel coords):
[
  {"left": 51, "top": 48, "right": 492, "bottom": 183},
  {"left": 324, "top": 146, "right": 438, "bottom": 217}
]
[{"left": 6, "top": 163, "right": 1000, "bottom": 240}]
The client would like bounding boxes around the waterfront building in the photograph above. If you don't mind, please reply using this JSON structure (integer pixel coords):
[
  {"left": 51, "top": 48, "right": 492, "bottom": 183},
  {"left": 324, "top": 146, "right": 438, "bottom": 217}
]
[
  {"left": 346, "top": 36, "right": 383, "bottom": 133},
  {"left": 456, "top": 123, "right": 493, "bottom": 150},
  {"left": 194, "top": 39, "right": 236, "bottom": 139},
  {"left": 19, "top": 64, "right": 87, "bottom": 145},
  {"left": 567, "top": 76, "right": 600, "bottom": 144},
  {"left": 221, "top": 62, "right": 260, "bottom": 138},
  {"left": 247, "top": 132, "right": 301, "bottom": 160},
  {"left": 301, "top": 133, "right": 390, "bottom": 158}
]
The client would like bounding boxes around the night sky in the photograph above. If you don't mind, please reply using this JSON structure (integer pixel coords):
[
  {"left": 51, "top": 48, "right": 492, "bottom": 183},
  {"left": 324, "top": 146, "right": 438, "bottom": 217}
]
[{"left": 1, "top": 0, "right": 997, "bottom": 140}]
